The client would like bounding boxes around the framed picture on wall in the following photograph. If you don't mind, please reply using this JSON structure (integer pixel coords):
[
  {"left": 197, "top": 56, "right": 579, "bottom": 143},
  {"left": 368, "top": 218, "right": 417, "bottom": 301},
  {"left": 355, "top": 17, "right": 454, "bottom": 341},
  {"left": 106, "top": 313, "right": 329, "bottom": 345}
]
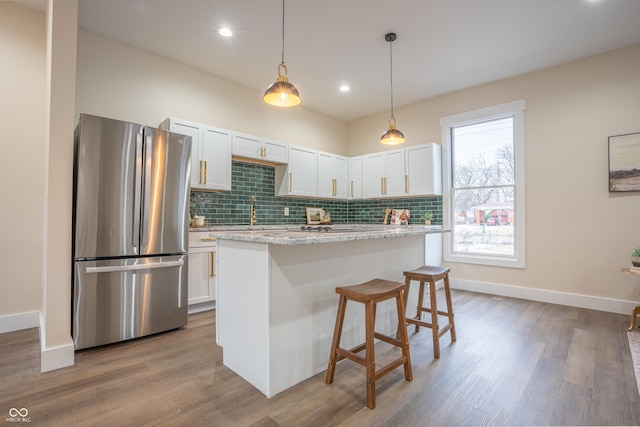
[
  {"left": 609, "top": 132, "right": 640, "bottom": 192},
  {"left": 306, "top": 207, "right": 324, "bottom": 225}
]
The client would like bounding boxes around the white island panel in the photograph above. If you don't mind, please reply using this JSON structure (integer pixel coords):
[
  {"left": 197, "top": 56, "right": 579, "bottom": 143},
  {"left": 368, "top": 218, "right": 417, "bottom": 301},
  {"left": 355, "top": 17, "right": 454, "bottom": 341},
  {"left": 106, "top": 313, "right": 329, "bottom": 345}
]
[
  {"left": 218, "top": 234, "right": 425, "bottom": 397},
  {"left": 217, "top": 240, "right": 271, "bottom": 395}
]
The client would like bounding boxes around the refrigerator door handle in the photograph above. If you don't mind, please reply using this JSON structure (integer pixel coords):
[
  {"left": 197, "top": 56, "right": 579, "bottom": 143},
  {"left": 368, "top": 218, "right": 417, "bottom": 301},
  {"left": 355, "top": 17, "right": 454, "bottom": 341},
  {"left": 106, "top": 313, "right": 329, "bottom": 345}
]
[
  {"left": 141, "top": 134, "right": 153, "bottom": 248},
  {"left": 132, "top": 131, "right": 143, "bottom": 249},
  {"left": 86, "top": 259, "right": 184, "bottom": 274}
]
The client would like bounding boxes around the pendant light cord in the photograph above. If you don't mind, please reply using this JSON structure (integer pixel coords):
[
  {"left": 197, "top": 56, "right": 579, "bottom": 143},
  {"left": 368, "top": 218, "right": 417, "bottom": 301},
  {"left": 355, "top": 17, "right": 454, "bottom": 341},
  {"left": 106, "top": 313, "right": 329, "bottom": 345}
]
[
  {"left": 281, "top": 0, "right": 286, "bottom": 65},
  {"left": 389, "top": 38, "right": 394, "bottom": 118}
]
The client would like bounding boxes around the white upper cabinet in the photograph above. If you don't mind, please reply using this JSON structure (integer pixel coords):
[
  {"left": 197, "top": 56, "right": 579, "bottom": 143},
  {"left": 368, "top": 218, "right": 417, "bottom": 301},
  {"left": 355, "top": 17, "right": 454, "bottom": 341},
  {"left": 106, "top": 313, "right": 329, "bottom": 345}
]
[
  {"left": 363, "top": 149, "right": 406, "bottom": 198},
  {"left": 262, "top": 138, "right": 289, "bottom": 164},
  {"left": 348, "top": 156, "right": 363, "bottom": 199},
  {"left": 233, "top": 132, "right": 288, "bottom": 164},
  {"left": 384, "top": 149, "right": 406, "bottom": 197},
  {"left": 405, "top": 143, "right": 442, "bottom": 196},
  {"left": 160, "top": 118, "right": 232, "bottom": 191},
  {"left": 275, "top": 145, "right": 317, "bottom": 197},
  {"left": 317, "top": 151, "right": 348, "bottom": 198}
]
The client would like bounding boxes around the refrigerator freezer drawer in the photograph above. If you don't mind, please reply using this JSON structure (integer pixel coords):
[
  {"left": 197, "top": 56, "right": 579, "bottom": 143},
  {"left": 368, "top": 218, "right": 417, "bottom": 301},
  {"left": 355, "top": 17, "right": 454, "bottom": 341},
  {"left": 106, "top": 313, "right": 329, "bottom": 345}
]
[{"left": 73, "top": 255, "right": 188, "bottom": 350}]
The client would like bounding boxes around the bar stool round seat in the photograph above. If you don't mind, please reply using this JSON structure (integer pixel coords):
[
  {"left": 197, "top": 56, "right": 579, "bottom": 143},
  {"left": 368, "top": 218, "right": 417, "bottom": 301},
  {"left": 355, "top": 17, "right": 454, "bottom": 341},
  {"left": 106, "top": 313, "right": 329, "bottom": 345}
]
[
  {"left": 325, "top": 278, "right": 413, "bottom": 409},
  {"left": 403, "top": 265, "right": 456, "bottom": 359}
]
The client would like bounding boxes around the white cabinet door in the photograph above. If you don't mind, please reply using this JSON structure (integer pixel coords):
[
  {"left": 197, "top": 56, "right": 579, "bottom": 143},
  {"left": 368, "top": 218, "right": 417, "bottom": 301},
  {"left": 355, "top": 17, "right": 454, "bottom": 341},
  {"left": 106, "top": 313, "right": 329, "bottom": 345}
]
[
  {"left": 233, "top": 133, "right": 288, "bottom": 164},
  {"left": 405, "top": 143, "right": 442, "bottom": 196},
  {"left": 317, "top": 151, "right": 334, "bottom": 198},
  {"left": 276, "top": 145, "right": 317, "bottom": 196},
  {"left": 384, "top": 148, "right": 406, "bottom": 197},
  {"left": 161, "top": 118, "right": 202, "bottom": 189},
  {"left": 188, "top": 233, "right": 217, "bottom": 309},
  {"left": 188, "top": 246, "right": 216, "bottom": 305},
  {"left": 363, "top": 152, "right": 385, "bottom": 198},
  {"left": 363, "top": 149, "right": 407, "bottom": 198},
  {"left": 232, "top": 132, "right": 262, "bottom": 160},
  {"left": 201, "top": 126, "right": 232, "bottom": 191},
  {"left": 317, "top": 152, "right": 348, "bottom": 198},
  {"left": 348, "top": 156, "right": 363, "bottom": 199},
  {"left": 263, "top": 138, "right": 288, "bottom": 163},
  {"left": 333, "top": 155, "right": 348, "bottom": 199},
  {"left": 160, "top": 118, "right": 232, "bottom": 191}
]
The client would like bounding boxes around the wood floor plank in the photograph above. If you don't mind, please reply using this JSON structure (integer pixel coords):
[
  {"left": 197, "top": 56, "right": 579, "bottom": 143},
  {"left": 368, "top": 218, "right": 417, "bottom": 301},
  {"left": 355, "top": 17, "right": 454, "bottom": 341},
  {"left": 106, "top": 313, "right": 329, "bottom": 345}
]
[{"left": 1, "top": 289, "right": 640, "bottom": 426}]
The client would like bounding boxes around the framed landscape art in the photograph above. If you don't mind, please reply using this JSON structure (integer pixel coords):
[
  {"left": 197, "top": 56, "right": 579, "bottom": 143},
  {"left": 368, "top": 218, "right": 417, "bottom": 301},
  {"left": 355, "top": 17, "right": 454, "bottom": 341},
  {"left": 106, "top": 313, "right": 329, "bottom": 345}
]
[
  {"left": 609, "top": 132, "right": 640, "bottom": 192},
  {"left": 306, "top": 207, "right": 324, "bottom": 225}
]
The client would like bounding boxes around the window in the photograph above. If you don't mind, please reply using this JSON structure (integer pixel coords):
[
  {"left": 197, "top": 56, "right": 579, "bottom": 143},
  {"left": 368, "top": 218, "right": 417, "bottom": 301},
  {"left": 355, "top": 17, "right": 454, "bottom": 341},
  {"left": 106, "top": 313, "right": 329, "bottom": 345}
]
[{"left": 440, "top": 100, "right": 525, "bottom": 268}]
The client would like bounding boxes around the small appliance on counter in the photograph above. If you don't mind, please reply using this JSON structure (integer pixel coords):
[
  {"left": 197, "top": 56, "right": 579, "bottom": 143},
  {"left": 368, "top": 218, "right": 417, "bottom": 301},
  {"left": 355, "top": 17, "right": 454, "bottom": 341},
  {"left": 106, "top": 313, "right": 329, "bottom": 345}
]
[{"left": 72, "top": 114, "right": 192, "bottom": 350}]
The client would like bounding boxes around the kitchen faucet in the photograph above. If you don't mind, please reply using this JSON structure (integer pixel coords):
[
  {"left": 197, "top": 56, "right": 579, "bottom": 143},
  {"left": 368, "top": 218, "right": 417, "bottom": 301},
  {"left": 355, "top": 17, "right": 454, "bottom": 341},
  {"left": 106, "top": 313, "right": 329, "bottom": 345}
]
[{"left": 250, "top": 196, "right": 257, "bottom": 226}]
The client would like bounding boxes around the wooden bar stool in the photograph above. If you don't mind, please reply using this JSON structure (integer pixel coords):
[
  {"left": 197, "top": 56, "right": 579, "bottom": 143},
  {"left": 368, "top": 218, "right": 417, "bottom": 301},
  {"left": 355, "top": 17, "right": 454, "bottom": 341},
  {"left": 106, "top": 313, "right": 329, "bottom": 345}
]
[
  {"left": 403, "top": 265, "right": 456, "bottom": 359},
  {"left": 325, "top": 278, "right": 412, "bottom": 409}
]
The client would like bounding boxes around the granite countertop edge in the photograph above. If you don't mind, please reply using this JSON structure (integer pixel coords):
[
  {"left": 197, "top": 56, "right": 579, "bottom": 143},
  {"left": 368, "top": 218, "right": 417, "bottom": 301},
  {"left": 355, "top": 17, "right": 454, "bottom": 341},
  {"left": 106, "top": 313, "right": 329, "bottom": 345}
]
[{"left": 190, "top": 224, "right": 449, "bottom": 246}]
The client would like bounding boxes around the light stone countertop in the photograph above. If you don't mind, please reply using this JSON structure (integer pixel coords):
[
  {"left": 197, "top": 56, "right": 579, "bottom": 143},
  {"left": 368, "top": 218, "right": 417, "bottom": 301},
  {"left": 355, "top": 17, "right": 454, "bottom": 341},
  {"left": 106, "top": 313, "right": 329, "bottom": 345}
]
[{"left": 190, "top": 224, "right": 449, "bottom": 246}]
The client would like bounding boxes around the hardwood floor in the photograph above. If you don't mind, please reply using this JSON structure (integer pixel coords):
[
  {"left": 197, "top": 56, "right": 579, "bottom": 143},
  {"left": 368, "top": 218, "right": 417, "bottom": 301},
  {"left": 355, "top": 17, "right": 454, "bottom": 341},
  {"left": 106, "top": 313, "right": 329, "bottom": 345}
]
[{"left": 2, "top": 290, "right": 640, "bottom": 426}]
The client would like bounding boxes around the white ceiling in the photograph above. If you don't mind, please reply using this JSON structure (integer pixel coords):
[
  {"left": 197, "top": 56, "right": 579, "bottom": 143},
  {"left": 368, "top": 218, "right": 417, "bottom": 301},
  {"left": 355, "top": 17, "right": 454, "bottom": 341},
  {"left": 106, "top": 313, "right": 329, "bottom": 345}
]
[{"left": 23, "top": 0, "right": 640, "bottom": 122}]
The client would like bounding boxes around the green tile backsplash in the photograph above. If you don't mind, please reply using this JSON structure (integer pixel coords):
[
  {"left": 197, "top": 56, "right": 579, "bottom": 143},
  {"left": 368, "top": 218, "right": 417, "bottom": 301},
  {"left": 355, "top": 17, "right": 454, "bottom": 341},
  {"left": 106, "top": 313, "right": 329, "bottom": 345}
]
[{"left": 191, "top": 161, "right": 442, "bottom": 226}]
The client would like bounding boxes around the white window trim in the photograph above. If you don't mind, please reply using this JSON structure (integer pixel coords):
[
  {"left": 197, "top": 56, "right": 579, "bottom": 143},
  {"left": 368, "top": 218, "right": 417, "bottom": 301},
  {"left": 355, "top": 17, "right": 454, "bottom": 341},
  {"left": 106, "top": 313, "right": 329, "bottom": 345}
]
[{"left": 440, "top": 99, "right": 526, "bottom": 268}]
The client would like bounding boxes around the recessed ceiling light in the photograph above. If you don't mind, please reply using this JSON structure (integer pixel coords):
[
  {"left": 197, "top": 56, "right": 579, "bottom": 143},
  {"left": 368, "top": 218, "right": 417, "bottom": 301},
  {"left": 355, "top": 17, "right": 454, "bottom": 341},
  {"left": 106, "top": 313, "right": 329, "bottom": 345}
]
[
  {"left": 219, "top": 27, "right": 233, "bottom": 37},
  {"left": 339, "top": 85, "right": 350, "bottom": 92}
]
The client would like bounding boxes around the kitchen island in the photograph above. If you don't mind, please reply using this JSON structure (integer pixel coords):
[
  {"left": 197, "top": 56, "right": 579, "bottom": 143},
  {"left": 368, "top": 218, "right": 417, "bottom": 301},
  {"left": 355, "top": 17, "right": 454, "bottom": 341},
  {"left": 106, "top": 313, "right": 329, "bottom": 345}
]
[{"left": 208, "top": 225, "right": 447, "bottom": 397}]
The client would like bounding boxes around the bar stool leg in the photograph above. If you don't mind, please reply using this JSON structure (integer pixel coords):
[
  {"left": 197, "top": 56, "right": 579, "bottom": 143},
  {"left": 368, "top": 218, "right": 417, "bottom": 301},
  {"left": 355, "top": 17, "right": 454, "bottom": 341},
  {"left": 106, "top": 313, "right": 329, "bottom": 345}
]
[
  {"left": 365, "top": 299, "right": 376, "bottom": 409},
  {"left": 326, "top": 295, "right": 347, "bottom": 384},
  {"left": 415, "top": 281, "right": 426, "bottom": 333},
  {"left": 428, "top": 280, "right": 440, "bottom": 359},
  {"left": 443, "top": 274, "right": 457, "bottom": 342},
  {"left": 395, "top": 289, "right": 413, "bottom": 381}
]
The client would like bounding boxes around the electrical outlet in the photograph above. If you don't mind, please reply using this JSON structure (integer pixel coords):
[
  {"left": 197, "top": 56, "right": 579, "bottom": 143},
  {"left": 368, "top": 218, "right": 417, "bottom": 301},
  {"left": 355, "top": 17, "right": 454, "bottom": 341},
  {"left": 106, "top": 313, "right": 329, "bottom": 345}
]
[{"left": 284, "top": 207, "right": 289, "bottom": 216}]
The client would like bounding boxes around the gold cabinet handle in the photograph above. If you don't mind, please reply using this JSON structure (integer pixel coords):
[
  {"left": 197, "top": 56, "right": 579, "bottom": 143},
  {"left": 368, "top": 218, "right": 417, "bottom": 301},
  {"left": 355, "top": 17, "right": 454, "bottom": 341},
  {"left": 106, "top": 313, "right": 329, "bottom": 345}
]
[
  {"left": 289, "top": 172, "right": 293, "bottom": 192},
  {"left": 381, "top": 177, "right": 384, "bottom": 195},
  {"left": 210, "top": 251, "right": 215, "bottom": 277},
  {"left": 203, "top": 161, "right": 207, "bottom": 184},
  {"left": 332, "top": 178, "right": 336, "bottom": 196},
  {"left": 199, "top": 160, "right": 203, "bottom": 184},
  {"left": 200, "top": 237, "right": 217, "bottom": 241},
  {"left": 405, "top": 174, "right": 408, "bottom": 193}
]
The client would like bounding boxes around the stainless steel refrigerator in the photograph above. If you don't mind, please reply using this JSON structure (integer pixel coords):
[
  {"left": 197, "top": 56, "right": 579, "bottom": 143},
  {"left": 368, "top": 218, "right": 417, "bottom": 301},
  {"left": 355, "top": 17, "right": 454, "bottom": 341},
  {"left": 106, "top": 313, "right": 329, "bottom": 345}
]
[{"left": 72, "top": 114, "right": 191, "bottom": 350}]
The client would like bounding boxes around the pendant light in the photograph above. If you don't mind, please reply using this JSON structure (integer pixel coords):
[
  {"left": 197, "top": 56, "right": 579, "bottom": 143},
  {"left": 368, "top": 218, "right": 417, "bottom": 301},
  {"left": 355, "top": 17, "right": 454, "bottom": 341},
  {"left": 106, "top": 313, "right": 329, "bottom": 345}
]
[
  {"left": 380, "top": 32, "right": 405, "bottom": 145},
  {"left": 263, "top": 0, "right": 301, "bottom": 107}
]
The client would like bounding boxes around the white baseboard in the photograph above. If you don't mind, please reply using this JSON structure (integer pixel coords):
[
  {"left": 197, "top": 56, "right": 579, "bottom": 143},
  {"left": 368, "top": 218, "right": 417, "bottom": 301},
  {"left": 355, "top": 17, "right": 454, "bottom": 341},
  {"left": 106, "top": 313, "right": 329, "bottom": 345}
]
[
  {"left": 451, "top": 277, "right": 636, "bottom": 315},
  {"left": 0, "top": 311, "right": 40, "bottom": 334},
  {"left": 38, "top": 312, "right": 75, "bottom": 373},
  {"left": 188, "top": 301, "right": 216, "bottom": 315},
  {"left": 40, "top": 341, "right": 75, "bottom": 372}
]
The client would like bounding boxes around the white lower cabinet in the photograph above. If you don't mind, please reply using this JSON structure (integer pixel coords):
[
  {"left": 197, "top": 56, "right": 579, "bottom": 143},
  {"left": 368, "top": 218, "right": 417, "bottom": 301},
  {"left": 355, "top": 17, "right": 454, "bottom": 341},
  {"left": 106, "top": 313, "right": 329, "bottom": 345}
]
[{"left": 188, "top": 232, "right": 218, "bottom": 313}]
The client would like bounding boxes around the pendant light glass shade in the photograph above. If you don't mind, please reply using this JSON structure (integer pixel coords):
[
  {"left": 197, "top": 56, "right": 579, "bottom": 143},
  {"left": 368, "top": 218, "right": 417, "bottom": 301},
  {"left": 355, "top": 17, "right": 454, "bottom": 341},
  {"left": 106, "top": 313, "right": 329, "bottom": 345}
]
[
  {"left": 380, "top": 32, "right": 404, "bottom": 145},
  {"left": 263, "top": 0, "right": 301, "bottom": 107},
  {"left": 264, "top": 64, "right": 301, "bottom": 107},
  {"left": 380, "top": 116, "right": 405, "bottom": 145}
]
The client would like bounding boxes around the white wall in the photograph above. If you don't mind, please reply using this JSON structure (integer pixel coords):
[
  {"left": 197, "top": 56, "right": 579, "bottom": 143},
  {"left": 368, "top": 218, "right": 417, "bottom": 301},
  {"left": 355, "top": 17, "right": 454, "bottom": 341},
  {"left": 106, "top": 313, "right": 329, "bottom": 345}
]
[
  {"left": 0, "top": 2, "right": 45, "bottom": 329},
  {"left": 75, "top": 30, "right": 348, "bottom": 155},
  {"left": 349, "top": 44, "right": 640, "bottom": 308}
]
